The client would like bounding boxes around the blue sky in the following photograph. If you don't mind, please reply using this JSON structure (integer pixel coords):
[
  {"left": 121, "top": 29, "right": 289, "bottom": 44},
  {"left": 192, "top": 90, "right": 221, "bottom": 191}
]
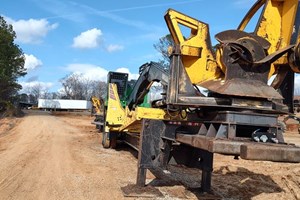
[{"left": 2, "top": 0, "right": 298, "bottom": 93}]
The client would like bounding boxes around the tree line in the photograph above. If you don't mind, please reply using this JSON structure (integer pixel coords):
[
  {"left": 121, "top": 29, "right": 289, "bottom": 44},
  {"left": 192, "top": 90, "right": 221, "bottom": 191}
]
[
  {"left": 0, "top": 16, "right": 26, "bottom": 112},
  {"left": 19, "top": 73, "right": 107, "bottom": 104}
]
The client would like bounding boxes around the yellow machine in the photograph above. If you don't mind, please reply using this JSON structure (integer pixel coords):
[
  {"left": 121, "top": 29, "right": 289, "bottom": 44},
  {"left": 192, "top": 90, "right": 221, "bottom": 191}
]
[
  {"left": 90, "top": 96, "right": 106, "bottom": 132},
  {"left": 91, "top": 96, "right": 102, "bottom": 115},
  {"left": 101, "top": 0, "right": 300, "bottom": 193}
]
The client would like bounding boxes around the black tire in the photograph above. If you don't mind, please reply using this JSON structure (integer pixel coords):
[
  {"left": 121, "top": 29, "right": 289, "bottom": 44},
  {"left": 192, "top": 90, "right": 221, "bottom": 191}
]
[
  {"left": 91, "top": 106, "right": 96, "bottom": 116},
  {"left": 100, "top": 103, "right": 109, "bottom": 148},
  {"left": 101, "top": 131, "right": 117, "bottom": 149},
  {"left": 99, "top": 100, "right": 118, "bottom": 149},
  {"left": 110, "top": 132, "right": 117, "bottom": 149},
  {"left": 102, "top": 132, "right": 110, "bottom": 148}
]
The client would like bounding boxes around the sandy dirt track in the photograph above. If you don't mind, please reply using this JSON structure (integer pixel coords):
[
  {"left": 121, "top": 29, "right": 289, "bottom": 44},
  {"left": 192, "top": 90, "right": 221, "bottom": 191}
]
[
  {"left": 0, "top": 110, "right": 300, "bottom": 200},
  {"left": 0, "top": 110, "right": 138, "bottom": 200}
]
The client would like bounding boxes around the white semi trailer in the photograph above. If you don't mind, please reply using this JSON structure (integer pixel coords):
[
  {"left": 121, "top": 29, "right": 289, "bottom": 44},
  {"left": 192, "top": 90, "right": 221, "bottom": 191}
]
[{"left": 38, "top": 99, "right": 92, "bottom": 110}]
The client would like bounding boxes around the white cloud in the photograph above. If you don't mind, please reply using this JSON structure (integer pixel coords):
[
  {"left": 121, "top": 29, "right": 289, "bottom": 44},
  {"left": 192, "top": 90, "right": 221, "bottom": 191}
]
[
  {"left": 72, "top": 28, "right": 102, "bottom": 49},
  {"left": 26, "top": 76, "right": 39, "bottom": 82},
  {"left": 20, "top": 81, "right": 53, "bottom": 92},
  {"left": 66, "top": 63, "right": 108, "bottom": 81},
  {"left": 106, "top": 44, "right": 124, "bottom": 53},
  {"left": 4, "top": 16, "right": 58, "bottom": 44},
  {"left": 65, "top": 63, "right": 139, "bottom": 81},
  {"left": 116, "top": 67, "right": 139, "bottom": 80},
  {"left": 24, "top": 54, "right": 43, "bottom": 71}
]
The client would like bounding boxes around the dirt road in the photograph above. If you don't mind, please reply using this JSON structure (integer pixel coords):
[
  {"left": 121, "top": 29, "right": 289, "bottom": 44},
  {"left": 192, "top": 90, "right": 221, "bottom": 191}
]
[
  {"left": 0, "top": 110, "right": 300, "bottom": 200},
  {"left": 0, "top": 110, "right": 138, "bottom": 200}
]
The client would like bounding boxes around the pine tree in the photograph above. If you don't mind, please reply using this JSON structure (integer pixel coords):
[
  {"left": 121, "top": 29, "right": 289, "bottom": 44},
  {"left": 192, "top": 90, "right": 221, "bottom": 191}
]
[{"left": 0, "top": 16, "right": 26, "bottom": 112}]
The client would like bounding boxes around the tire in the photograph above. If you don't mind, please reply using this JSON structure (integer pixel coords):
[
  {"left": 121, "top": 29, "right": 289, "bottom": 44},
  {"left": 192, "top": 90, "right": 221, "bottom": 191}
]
[
  {"left": 100, "top": 102, "right": 117, "bottom": 149},
  {"left": 100, "top": 104, "right": 109, "bottom": 148},
  {"left": 102, "top": 132, "right": 110, "bottom": 148},
  {"left": 110, "top": 132, "right": 117, "bottom": 149},
  {"left": 101, "top": 131, "right": 118, "bottom": 149}
]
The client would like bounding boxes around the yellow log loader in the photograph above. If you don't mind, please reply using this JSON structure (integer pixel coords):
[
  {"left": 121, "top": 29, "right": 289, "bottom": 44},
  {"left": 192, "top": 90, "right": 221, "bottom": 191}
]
[{"left": 100, "top": 0, "right": 300, "bottom": 193}]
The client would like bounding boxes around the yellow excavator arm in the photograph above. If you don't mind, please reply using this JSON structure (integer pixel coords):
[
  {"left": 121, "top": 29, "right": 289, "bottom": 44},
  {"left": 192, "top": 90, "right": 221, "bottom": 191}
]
[
  {"left": 164, "top": 9, "right": 223, "bottom": 84},
  {"left": 165, "top": 0, "right": 300, "bottom": 86}
]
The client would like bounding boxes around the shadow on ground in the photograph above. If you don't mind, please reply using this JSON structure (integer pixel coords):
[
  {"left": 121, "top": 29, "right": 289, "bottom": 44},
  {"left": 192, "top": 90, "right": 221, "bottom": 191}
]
[{"left": 143, "top": 164, "right": 283, "bottom": 199}]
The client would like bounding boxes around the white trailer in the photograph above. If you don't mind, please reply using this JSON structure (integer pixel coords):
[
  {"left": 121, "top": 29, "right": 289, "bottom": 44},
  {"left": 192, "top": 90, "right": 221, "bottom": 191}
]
[{"left": 38, "top": 99, "right": 92, "bottom": 110}]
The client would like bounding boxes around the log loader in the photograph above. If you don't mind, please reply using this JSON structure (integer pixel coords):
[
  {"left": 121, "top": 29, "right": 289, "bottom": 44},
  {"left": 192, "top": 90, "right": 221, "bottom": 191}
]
[{"left": 100, "top": 0, "right": 300, "bottom": 193}]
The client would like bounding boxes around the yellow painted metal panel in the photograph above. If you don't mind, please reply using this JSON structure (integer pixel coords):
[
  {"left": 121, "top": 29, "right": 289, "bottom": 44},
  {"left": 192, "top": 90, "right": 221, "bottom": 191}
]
[
  {"left": 106, "top": 83, "right": 125, "bottom": 126},
  {"left": 254, "top": 0, "right": 299, "bottom": 76},
  {"left": 165, "top": 9, "right": 223, "bottom": 84},
  {"left": 135, "top": 107, "right": 169, "bottom": 120}
]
